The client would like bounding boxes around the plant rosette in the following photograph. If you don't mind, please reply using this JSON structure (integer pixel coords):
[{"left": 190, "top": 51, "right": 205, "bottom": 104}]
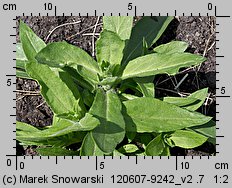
[{"left": 16, "top": 16, "right": 215, "bottom": 156}]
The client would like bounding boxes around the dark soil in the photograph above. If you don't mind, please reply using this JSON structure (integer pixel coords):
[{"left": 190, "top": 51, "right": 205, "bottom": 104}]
[{"left": 16, "top": 16, "right": 216, "bottom": 156}]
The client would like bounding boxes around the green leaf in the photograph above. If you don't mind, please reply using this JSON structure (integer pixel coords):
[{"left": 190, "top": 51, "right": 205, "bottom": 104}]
[
  {"left": 122, "top": 52, "right": 206, "bottom": 80},
  {"left": 134, "top": 36, "right": 156, "bottom": 97},
  {"left": 16, "top": 43, "right": 27, "bottom": 62},
  {"left": 188, "top": 120, "right": 216, "bottom": 139},
  {"left": 118, "top": 144, "right": 140, "bottom": 154},
  {"left": 119, "top": 79, "right": 141, "bottom": 94},
  {"left": 119, "top": 93, "right": 139, "bottom": 101},
  {"left": 113, "top": 150, "right": 125, "bottom": 156},
  {"left": 16, "top": 43, "right": 31, "bottom": 79},
  {"left": 134, "top": 77, "right": 154, "bottom": 97},
  {"left": 103, "top": 16, "right": 133, "bottom": 40},
  {"left": 99, "top": 76, "right": 120, "bottom": 87},
  {"left": 208, "top": 137, "right": 216, "bottom": 145},
  {"left": 80, "top": 132, "right": 105, "bottom": 156},
  {"left": 123, "top": 97, "right": 212, "bottom": 133},
  {"left": 16, "top": 121, "right": 40, "bottom": 133},
  {"left": 81, "top": 89, "right": 94, "bottom": 107},
  {"left": 16, "top": 70, "right": 30, "bottom": 79},
  {"left": 163, "top": 88, "right": 208, "bottom": 111},
  {"left": 16, "top": 61, "right": 26, "bottom": 70},
  {"left": 163, "top": 96, "right": 199, "bottom": 107},
  {"left": 160, "top": 146, "right": 170, "bottom": 156},
  {"left": 96, "top": 30, "right": 125, "bottom": 68},
  {"left": 26, "top": 62, "right": 85, "bottom": 117},
  {"left": 185, "top": 88, "right": 208, "bottom": 111},
  {"left": 17, "top": 124, "right": 85, "bottom": 147},
  {"left": 76, "top": 65, "right": 100, "bottom": 85},
  {"left": 165, "top": 130, "right": 208, "bottom": 149},
  {"left": 62, "top": 66, "right": 95, "bottom": 92},
  {"left": 146, "top": 134, "right": 166, "bottom": 156},
  {"left": 16, "top": 43, "right": 29, "bottom": 69},
  {"left": 138, "top": 133, "right": 154, "bottom": 146},
  {"left": 36, "top": 147, "right": 79, "bottom": 156},
  {"left": 90, "top": 89, "right": 125, "bottom": 153},
  {"left": 126, "top": 131, "right": 137, "bottom": 142},
  {"left": 122, "top": 16, "right": 174, "bottom": 65},
  {"left": 18, "top": 131, "right": 86, "bottom": 147},
  {"left": 54, "top": 113, "right": 100, "bottom": 132},
  {"left": 58, "top": 71, "right": 82, "bottom": 100},
  {"left": 35, "top": 41, "right": 101, "bottom": 81},
  {"left": 19, "top": 21, "right": 46, "bottom": 62},
  {"left": 142, "top": 37, "right": 150, "bottom": 56},
  {"left": 17, "top": 113, "right": 98, "bottom": 147},
  {"left": 58, "top": 71, "right": 86, "bottom": 113},
  {"left": 153, "top": 41, "right": 188, "bottom": 54}
]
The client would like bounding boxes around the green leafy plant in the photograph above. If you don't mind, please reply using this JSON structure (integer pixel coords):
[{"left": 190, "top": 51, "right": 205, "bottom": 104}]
[{"left": 16, "top": 16, "right": 215, "bottom": 156}]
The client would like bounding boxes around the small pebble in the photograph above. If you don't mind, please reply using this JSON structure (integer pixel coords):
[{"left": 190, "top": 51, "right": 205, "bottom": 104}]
[{"left": 195, "top": 32, "right": 200, "bottom": 37}]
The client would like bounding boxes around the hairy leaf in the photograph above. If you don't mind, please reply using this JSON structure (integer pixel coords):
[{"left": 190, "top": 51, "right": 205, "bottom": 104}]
[
  {"left": 77, "top": 65, "right": 100, "bottom": 85},
  {"left": 160, "top": 146, "right": 170, "bottom": 156},
  {"left": 17, "top": 124, "right": 85, "bottom": 147},
  {"left": 90, "top": 89, "right": 125, "bottom": 153},
  {"left": 16, "top": 43, "right": 28, "bottom": 70},
  {"left": 99, "top": 76, "right": 120, "bottom": 87},
  {"left": 80, "top": 132, "right": 105, "bottom": 156},
  {"left": 163, "top": 96, "right": 199, "bottom": 106},
  {"left": 58, "top": 71, "right": 82, "bottom": 100},
  {"left": 26, "top": 62, "right": 85, "bottom": 117},
  {"left": 35, "top": 41, "right": 101, "bottom": 82},
  {"left": 165, "top": 130, "right": 208, "bottom": 149},
  {"left": 96, "top": 30, "right": 125, "bottom": 68},
  {"left": 185, "top": 88, "right": 208, "bottom": 111},
  {"left": 113, "top": 150, "right": 125, "bottom": 156},
  {"left": 122, "top": 16, "right": 174, "bottom": 64},
  {"left": 58, "top": 71, "right": 86, "bottom": 113},
  {"left": 103, "top": 16, "right": 133, "bottom": 40},
  {"left": 16, "top": 114, "right": 98, "bottom": 147},
  {"left": 146, "top": 134, "right": 166, "bottom": 156},
  {"left": 126, "top": 131, "right": 137, "bottom": 143},
  {"left": 54, "top": 113, "right": 100, "bottom": 132},
  {"left": 118, "top": 144, "right": 140, "bottom": 154},
  {"left": 16, "top": 121, "right": 40, "bottom": 133},
  {"left": 134, "top": 77, "right": 154, "bottom": 97},
  {"left": 123, "top": 97, "right": 212, "bottom": 133},
  {"left": 164, "top": 88, "right": 208, "bottom": 111},
  {"left": 19, "top": 21, "right": 46, "bottom": 62},
  {"left": 62, "top": 66, "right": 95, "bottom": 92},
  {"left": 153, "top": 41, "right": 188, "bottom": 54},
  {"left": 138, "top": 133, "right": 154, "bottom": 146},
  {"left": 188, "top": 120, "right": 216, "bottom": 139},
  {"left": 16, "top": 70, "right": 30, "bottom": 79},
  {"left": 119, "top": 79, "right": 141, "bottom": 94},
  {"left": 16, "top": 42, "right": 31, "bottom": 79},
  {"left": 120, "top": 93, "right": 139, "bottom": 101},
  {"left": 122, "top": 53, "right": 206, "bottom": 80},
  {"left": 36, "top": 147, "right": 79, "bottom": 156},
  {"left": 81, "top": 89, "right": 94, "bottom": 107}
]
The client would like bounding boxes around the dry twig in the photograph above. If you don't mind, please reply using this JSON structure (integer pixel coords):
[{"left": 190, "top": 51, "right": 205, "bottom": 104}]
[
  {"left": 92, "top": 16, "right": 100, "bottom": 57},
  {"left": 45, "top": 20, "right": 81, "bottom": 42},
  {"left": 66, "top": 23, "right": 102, "bottom": 40}
]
